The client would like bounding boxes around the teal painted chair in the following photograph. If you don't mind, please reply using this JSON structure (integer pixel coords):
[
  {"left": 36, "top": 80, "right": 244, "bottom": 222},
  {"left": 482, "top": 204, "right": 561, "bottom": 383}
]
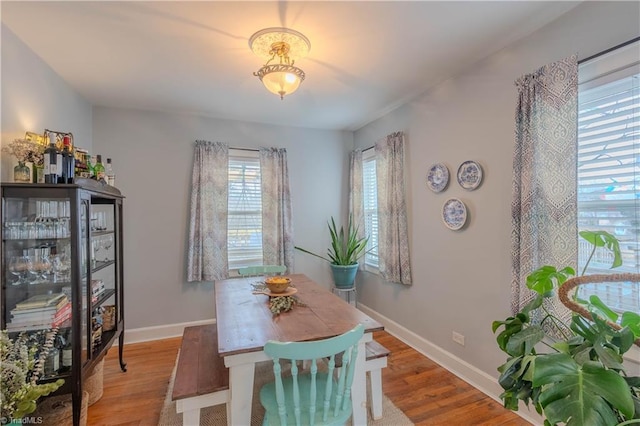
[
  {"left": 259, "top": 324, "right": 365, "bottom": 426},
  {"left": 237, "top": 265, "right": 286, "bottom": 277}
]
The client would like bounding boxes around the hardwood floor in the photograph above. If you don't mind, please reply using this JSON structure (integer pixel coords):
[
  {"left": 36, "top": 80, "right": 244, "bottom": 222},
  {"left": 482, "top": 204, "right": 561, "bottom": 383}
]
[{"left": 86, "top": 331, "right": 531, "bottom": 426}]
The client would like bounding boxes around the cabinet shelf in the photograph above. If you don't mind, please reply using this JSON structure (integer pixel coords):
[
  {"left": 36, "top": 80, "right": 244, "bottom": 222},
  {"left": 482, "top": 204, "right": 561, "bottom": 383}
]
[
  {"left": 92, "top": 259, "right": 115, "bottom": 273},
  {"left": 93, "top": 289, "right": 116, "bottom": 308}
]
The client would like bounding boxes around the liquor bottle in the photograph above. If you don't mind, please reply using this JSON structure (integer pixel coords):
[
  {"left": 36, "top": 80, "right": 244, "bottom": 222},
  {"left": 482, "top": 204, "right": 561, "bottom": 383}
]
[
  {"left": 44, "top": 135, "right": 60, "bottom": 184},
  {"left": 86, "top": 154, "right": 95, "bottom": 178},
  {"left": 94, "top": 155, "right": 106, "bottom": 182},
  {"left": 106, "top": 158, "right": 115, "bottom": 186},
  {"left": 60, "top": 135, "right": 75, "bottom": 184}
]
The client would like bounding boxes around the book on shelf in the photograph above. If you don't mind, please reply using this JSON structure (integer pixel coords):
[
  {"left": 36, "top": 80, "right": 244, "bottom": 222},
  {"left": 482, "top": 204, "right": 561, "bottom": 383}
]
[
  {"left": 7, "top": 298, "right": 73, "bottom": 331},
  {"left": 14, "top": 293, "right": 67, "bottom": 311}
]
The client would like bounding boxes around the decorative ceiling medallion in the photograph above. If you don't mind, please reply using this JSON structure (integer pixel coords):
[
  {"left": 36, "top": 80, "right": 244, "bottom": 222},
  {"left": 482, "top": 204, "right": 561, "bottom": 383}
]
[{"left": 249, "top": 27, "right": 311, "bottom": 61}]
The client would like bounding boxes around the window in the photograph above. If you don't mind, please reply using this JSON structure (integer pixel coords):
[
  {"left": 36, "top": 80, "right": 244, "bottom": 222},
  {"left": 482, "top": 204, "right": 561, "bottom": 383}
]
[
  {"left": 362, "top": 150, "right": 379, "bottom": 267},
  {"left": 227, "top": 151, "right": 262, "bottom": 269},
  {"left": 577, "top": 41, "right": 639, "bottom": 313}
]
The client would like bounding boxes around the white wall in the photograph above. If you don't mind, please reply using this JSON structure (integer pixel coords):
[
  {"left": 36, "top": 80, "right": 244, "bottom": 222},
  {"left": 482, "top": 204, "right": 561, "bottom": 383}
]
[
  {"left": 354, "top": 1, "right": 640, "bottom": 379},
  {"left": 1, "top": 24, "right": 92, "bottom": 180},
  {"left": 92, "top": 106, "right": 352, "bottom": 328}
]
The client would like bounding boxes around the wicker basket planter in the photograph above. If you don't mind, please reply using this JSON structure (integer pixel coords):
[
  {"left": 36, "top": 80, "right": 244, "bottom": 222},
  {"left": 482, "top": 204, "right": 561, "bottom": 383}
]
[{"left": 32, "top": 390, "right": 89, "bottom": 426}]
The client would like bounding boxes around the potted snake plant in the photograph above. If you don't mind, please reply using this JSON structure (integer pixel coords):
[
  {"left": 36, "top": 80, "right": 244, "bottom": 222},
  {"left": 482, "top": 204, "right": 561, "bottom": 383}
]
[{"left": 295, "top": 215, "right": 370, "bottom": 288}]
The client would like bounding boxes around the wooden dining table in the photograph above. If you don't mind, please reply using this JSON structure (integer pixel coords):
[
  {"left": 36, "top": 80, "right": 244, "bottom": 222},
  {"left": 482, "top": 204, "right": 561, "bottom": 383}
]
[{"left": 215, "top": 273, "right": 384, "bottom": 425}]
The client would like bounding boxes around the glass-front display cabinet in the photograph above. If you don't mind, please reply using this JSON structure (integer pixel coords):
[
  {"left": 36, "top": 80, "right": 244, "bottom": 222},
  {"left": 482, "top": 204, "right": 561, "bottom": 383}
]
[{"left": 1, "top": 178, "right": 126, "bottom": 426}]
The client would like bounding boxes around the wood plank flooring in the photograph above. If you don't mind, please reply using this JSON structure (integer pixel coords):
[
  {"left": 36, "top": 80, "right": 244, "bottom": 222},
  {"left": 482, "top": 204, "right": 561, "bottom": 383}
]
[{"left": 86, "top": 330, "right": 531, "bottom": 425}]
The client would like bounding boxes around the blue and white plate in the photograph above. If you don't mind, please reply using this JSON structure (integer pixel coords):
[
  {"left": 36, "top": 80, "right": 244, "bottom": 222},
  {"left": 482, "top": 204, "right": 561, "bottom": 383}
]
[
  {"left": 457, "top": 161, "right": 483, "bottom": 190},
  {"left": 442, "top": 198, "right": 467, "bottom": 230},
  {"left": 426, "top": 163, "right": 449, "bottom": 192}
]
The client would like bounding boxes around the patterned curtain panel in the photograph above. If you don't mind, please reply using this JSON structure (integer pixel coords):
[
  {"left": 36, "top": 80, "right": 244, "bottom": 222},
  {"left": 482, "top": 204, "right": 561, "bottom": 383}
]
[
  {"left": 511, "top": 55, "right": 578, "bottom": 321},
  {"left": 375, "top": 132, "right": 412, "bottom": 285},
  {"left": 186, "top": 140, "right": 229, "bottom": 282},
  {"left": 349, "top": 149, "right": 365, "bottom": 269},
  {"left": 260, "top": 148, "right": 295, "bottom": 272}
]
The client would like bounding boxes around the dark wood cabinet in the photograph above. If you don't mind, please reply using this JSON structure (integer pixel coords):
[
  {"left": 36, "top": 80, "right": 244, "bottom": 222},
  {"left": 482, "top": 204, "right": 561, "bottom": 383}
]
[{"left": 1, "top": 178, "right": 126, "bottom": 426}]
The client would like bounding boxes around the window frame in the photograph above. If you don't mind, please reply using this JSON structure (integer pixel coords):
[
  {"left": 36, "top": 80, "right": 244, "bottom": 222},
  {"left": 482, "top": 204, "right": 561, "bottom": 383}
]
[
  {"left": 227, "top": 149, "right": 263, "bottom": 270},
  {"left": 577, "top": 40, "right": 639, "bottom": 314},
  {"left": 362, "top": 149, "right": 379, "bottom": 269}
]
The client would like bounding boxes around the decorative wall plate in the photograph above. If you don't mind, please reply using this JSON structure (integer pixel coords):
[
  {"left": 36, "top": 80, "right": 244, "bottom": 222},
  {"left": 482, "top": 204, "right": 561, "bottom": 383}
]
[
  {"left": 457, "top": 160, "right": 483, "bottom": 190},
  {"left": 426, "top": 163, "right": 449, "bottom": 192},
  {"left": 442, "top": 198, "right": 467, "bottom": 230}
]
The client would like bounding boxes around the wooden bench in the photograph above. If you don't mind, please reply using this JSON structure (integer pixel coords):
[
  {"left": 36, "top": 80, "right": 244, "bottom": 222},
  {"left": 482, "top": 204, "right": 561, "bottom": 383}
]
[
  {"left": 332, "top": 339, "right": 391, "bottom": 420},
  {"left": 172, "top": 324, "right": 230, "bottom": 426}
]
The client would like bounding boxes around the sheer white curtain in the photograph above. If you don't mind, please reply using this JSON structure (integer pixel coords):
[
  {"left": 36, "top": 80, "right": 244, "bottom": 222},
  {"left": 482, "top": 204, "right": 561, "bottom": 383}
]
[
  {"left": 511, "top": 55, "right": 578, "bottom": 319},
  {"left": 375, "top": 132, "right": 412, "bottom": 285},
  {"left": 260, "top": 148, "right": 294, "bottom": 272},
  {"left": 349, "top": 149, "right": 366, "bottom": 269},
  {"left": 186, "top": 140, "right": 229, "bottom": 282}
]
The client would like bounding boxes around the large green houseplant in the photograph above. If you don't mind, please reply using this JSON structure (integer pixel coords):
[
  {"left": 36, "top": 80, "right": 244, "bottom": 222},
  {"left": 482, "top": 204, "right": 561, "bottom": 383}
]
[
  {"left": 295, "top": 215, "right": 370, "bottom": 288},
  {"left": 493, "top": 231, "right": 640, "bottom": 426},
  {"left": 1, "top": 330, "right": 64, "bottom": 423}
]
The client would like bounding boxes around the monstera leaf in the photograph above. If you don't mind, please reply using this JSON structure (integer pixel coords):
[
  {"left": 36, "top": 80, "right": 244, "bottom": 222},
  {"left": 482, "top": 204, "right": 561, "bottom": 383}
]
[{"left": 533, "top": 353, "right": 635, "bottom": 425}]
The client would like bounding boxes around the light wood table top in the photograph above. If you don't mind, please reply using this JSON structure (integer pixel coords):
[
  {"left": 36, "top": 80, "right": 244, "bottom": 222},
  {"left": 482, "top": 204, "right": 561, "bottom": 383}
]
[{"left": 215, "top": 273, "right": 384, "bottom": 357}]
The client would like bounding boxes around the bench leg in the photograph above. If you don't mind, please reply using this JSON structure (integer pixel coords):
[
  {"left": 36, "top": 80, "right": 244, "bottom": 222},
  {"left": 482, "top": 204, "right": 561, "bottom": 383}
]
[
  {"left": 182, "top": 408, "right": 200, "bottom": 426},
  {"left": 369, "top": 369, "right": 383, "bottom": 420}
]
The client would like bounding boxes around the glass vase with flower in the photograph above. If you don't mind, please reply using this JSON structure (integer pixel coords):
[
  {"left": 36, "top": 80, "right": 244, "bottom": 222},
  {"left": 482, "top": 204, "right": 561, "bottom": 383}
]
[{"left": 2, "top": 139, "right": 45, "bottom": 183}]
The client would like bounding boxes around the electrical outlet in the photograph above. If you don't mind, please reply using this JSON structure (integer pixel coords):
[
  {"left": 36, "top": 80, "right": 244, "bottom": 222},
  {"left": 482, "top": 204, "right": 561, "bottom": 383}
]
[{"left": 452, "top": 331, "right": 465, "bottom": 346}]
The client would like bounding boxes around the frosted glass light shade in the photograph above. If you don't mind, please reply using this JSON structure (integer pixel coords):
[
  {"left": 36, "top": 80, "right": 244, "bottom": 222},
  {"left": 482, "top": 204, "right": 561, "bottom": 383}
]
[{"left": 255, "top": 64, "right": 305, "bottom": 100}]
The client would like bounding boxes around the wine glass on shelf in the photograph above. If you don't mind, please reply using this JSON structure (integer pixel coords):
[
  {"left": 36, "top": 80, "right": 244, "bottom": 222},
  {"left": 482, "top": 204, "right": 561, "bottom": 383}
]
[
  {"left": 101, "top": 235, "right": 113, "bottom": 262},
  {"left": 9, "top": 256, "right": 32, "bottom": 285},
  {"left": 51, "top": 253, "right": 71, "bottom": 283},
  {"left": 28, "top": 256, "right": 51, "bottom": 284}
]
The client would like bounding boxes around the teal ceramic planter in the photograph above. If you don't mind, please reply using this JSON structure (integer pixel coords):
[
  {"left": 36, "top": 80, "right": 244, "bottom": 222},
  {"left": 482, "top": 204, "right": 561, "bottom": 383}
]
[{"left": 330, "top": 264, "right": 359, "bottom": 288}]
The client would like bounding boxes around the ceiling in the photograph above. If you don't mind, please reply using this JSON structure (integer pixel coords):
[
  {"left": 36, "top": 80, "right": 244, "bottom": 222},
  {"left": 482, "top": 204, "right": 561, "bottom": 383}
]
[{"left": 1, "top": 1, "right": 581, "bottom": 131}]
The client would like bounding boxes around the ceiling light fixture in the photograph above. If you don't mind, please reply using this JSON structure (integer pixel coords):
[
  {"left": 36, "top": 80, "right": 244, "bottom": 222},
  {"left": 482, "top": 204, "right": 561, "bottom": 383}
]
[{"left": 249, "top": 27, "right": 310, "bottom": 100}]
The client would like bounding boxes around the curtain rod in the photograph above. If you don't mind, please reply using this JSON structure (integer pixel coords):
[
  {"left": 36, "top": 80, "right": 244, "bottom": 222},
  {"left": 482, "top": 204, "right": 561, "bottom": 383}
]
[
  {"left": 578, "top": 36, "right": 640, "bottom": 64},
  {"left": 230, "top": 147, "right": 259, "bottom": 152},
  {"left": 362, "top": 146, "right": 374, "bottom": 152}
]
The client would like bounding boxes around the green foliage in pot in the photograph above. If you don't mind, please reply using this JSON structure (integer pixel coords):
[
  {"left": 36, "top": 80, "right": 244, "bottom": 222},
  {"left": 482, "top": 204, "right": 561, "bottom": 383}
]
[
  {"left": 295, "top": 215, "right": 370, "bottom": 265},
  {"left": 1, "top": 330, "right": 65, "bottom": 421},
  {"left": 493, "top": 231, "right": 640, "bottom": 426}
]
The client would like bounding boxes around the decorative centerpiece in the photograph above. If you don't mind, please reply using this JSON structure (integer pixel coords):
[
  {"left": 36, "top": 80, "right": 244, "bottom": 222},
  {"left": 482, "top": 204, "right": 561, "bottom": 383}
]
[
  {"left": 251, "top": 279, "right": 305, "bottom": 316},
  {"left": 1, "top": 139, "right": 45, "bottom": 183},
  {"left": 264, "top": 276, "right": 292, "bottom": 294},
  {"left": 1, "top": 330, "right": 64, "bottom": 423}
]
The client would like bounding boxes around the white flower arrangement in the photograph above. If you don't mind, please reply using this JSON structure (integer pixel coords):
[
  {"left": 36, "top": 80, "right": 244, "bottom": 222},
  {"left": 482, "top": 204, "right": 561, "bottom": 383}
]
[{"left": 1, "top": 139, "right": 45, "bottom": 166}]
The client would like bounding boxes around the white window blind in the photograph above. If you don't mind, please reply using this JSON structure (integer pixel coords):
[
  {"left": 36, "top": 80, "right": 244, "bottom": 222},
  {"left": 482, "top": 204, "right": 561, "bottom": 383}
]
[
  {"left": 227, "top": 153, "right": 263, "bottom": 269},
  {"left": 577, "top": 42, "right": 639, "bottom": 313},
  {"left": 363, "top": 152, "right": 379, "bottom": 267}
]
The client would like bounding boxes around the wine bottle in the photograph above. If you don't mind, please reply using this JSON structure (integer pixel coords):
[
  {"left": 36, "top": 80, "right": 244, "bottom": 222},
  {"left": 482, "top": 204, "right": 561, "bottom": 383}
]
[
  {"left": 94, "top": 155, "right": 106, "bottom": 182},
  {"left": 106, "top": 158, "right": 115, "bottom": 186},
  {"left": 44, "top": 135, "right": 60, "bottom": 184},
  {"left": 60, "top": 135, "right": 75, "bottom": 184},
  {"left": 43, "top": 331, "right": 60, "bottom": 376},
  {"left": 61, "top": 329, "right": 73, "bottom": 372}
]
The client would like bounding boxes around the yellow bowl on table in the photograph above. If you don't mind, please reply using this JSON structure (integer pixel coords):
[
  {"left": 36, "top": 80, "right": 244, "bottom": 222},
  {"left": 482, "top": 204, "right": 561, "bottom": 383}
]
[{"left": 264, "top": 277, "right": 291, "bottom": 294}]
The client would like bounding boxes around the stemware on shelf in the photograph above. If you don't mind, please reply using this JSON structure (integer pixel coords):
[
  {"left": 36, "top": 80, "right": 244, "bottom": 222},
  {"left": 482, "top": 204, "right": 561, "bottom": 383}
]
[{"left": 9, "top": 256, "right": 32, "bottom": 285}]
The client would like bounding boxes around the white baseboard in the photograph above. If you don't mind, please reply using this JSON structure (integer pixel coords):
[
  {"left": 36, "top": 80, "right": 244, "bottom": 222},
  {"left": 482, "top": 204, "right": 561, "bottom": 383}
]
[
  {"left": 119, "top": 318, "right": 216, "bottom": 345},
  {"left": 357, "top": 303, "right": 543, "bottom": 426}
]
